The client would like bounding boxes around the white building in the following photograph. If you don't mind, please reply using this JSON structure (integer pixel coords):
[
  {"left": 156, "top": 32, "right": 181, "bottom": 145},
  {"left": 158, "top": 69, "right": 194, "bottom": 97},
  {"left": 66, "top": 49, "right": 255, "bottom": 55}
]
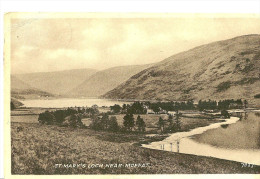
[
  {"left": 168, "top": 111, "right": 176, "bottom": 116},
  {"left": 147, "top": 109, "right": 155, "bottom": 114}
]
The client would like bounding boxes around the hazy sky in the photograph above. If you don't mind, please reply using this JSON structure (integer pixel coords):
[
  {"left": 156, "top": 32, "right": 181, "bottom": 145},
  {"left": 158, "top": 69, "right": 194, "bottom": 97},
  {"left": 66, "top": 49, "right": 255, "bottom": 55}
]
[{"left": 11, "top": 17, "right": 260, "bottom": 74}]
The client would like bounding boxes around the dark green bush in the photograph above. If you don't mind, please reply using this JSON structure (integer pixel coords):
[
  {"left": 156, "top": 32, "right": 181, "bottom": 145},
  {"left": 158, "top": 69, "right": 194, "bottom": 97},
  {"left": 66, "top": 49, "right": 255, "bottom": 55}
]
[
  {"left": 254, "top": 94, "right": 260, "bottom": 98},
  {"left": 216, "top": 81, "right": 231, "bottom": 92},
  {"left": 38, "top": 111, "right": 56, "bottom": 125}
]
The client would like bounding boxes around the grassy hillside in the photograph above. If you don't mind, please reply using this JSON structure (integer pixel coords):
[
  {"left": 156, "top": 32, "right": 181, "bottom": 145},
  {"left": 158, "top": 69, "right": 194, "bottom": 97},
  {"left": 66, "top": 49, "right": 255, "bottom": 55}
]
[
  {"left": 13, "top": 68, "right": 97, "bottom": 95},
  {"left": 11, "top": 122, "right": 260, "bottom": 174},
  {"left": 103, "top": 35, "right": 260, "bottom": 105},
  {"left": 68, "top": 64, "right": 152, "bottom": 97}
]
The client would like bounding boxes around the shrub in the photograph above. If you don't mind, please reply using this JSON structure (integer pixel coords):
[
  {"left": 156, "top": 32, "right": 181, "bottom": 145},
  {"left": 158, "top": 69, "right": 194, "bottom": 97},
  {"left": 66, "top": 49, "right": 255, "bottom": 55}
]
[
  {"left": 110, "top": 104, "right": 121, "bottom": 114},
  {"left": 108, "top": 116, "right": 119, "bottom": 132},
  {"left": 90, "top": 116, "right": 103, "bottom": 131},
  {"left": 38, "top": 111, "right": 56, "bottom": 125},
  {"left": 53, "top": 110, "right": 67, "bottom": 124},
  {"left": 136, "top": 115, "right": 146, "bottom": 132},
  {"left": 68, "top": 114, "right": 83, "bottom": 128},
  {"left": 123, "top": 113, "right": 135, "bottom": 131},
  {"left": 216, "top": 81, "right": 231, "bottom": 92},
  {"left": 221, "top": 110, "right": 230, "bottom": 118},
  {"left": 254, "top": 94, "right": 260, "bottom": 98},
  {"left": 158, "top": 117, "right": 164, "bottom": 132}
]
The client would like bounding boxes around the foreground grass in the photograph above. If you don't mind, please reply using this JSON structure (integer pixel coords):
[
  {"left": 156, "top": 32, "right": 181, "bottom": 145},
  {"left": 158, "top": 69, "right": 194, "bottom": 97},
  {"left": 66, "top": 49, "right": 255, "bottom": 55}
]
[{"left": 11, "top": 122, "right": 260, "bottom": 174}]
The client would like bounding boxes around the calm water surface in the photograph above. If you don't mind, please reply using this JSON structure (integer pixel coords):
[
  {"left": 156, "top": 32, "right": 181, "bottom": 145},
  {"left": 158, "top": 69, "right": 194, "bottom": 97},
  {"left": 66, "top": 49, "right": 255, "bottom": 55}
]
[
  {"left": 143, "top": 113, "right": 260, "bottom": 165},
  {"left": 21, "top": 98, "right": 132, "bottom": 108}
]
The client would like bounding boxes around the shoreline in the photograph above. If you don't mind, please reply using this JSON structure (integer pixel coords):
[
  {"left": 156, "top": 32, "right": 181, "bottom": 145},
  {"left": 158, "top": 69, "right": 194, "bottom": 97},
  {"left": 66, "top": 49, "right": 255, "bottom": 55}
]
[{"left": 140, "top": 116, "right": 260, "bottom": 166}]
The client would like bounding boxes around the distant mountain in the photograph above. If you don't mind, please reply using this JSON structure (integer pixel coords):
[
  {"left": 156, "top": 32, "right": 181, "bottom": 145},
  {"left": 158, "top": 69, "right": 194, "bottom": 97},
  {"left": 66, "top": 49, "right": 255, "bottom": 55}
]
[
  {"left": 11, "top": 76, "right": 32, "bottom": 90},
  {"left": 11, "top": 76, "right": 54, "bottom": 99},
  {"left": 103, "top": 35, "right": 260, "bottom": 105},
  {"left": 68, "top": 64, "right": 153, "bottom": 97},
  {"left": 13, "top": 68, "right": 98, "bottom": 95}
]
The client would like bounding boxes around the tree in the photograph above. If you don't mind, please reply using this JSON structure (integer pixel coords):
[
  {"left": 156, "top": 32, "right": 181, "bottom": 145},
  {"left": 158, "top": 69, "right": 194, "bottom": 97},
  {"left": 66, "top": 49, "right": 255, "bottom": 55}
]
[
  {"left": 38, "top": 111, "right": 56, "bottom": 125},
  {"left": 174, "top": 112, "right": 181, "bottom": 132},
  {"left": 221, "top": 110, "right": 230, "bottom": 118},
  {"left": 151, "top": 106, "right": 160, "bottom": 114},
  {"left": 101, "top": 113, "right": 109, "bottom": 130},
  {"left": 90, "top": 116, "right": 103, "bottom": 131},
  {"left": 243, "top": 99, "right": 248, "bottom": 109},
  {"left": 108, "top": 116, "right": 119, "bottom": 132},
  {"left": 122, "top": 104, "right": 130, "bottom": 114},
  {"left": 69, "top": 114, "right": 83, "bottom": 128},
  {"left": 110, "top": 104, "right": 121, "bottom": 114},
  {"left": 53, "top": 110, "right": 67, "bottom": 124},
  {"left": 128, "top": 102, "right": 146, "bottom": 114},
  {"left": 66, "top": 108, "right": 78, "bottom": 116},
  {"left": 136, "top": 115, "right": 146, "bottom": 132},
  {"left": 158, "top": 117, "right": 164, "bottom": 132},
  {"left": 168, "top": 114, "right": 173, "bottom": 124},
  {"left": 167, "top": 114, "right": 174, "bottom": 132},
  {"left": 123, "top": 113, "right": 135, "bottom": 131}
]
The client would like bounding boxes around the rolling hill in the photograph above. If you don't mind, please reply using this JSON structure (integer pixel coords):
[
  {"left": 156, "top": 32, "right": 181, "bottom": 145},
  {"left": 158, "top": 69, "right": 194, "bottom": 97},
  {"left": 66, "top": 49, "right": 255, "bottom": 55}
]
[
  {"left": 11, "top": 76, "right": 32, "bottom": 90},
  {"left": 103, "top": 35, "right": 260, "bottom": 105},
  {"left": 68, "top": 64, "right": 153, "bottom": 97},
  {"left": 11, "top": 76, "right": 54, "bottom": 99},
  {"left": 13, "top": 68, "right": 98, "bottom": 95}
]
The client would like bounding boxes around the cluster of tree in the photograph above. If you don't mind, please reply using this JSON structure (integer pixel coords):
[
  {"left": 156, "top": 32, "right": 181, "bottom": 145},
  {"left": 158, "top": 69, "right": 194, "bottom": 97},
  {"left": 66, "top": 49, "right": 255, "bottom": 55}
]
[
  {"left": 38, "top": 108, "right": 78, "bottom": 125},
  {"left": 110, "top": 98, "right": 248, "bottom": 115},
  {"left": 38, "top": 109, "right": 85, "bottom": 128},
  {"left": 110, "top": 102, "right": 147, "bottom": 114},
  {"left": 158, "top": 113, "right": 182, "bottom": 133},
  {"left": 123, "top": 114, "right": 146, "bottom": 132},
  {"left": 110, "top": 104, "right": 121, "bottom": 114},
  {"left": 76, "top": 106, "right": 99, "bottom": 117},
  {"left": 218, "top": 99, "right": 244, "bottom": 110},
  {"left": 198, "top": 100, "right": 217, "bottom": 111},
  {"left": 146, "top": 100, "right": 195, "bottom": 112},
  {"left": 90, "top": 114, "right": 119, "bottom": 132},
  {"left": 198, "top": 99, "right": 247, "bottom": 111},
  {"left": 38, "top": 106, "right": 100, "bottom": 128},
  {"left": 90, "top": 112, "right": 146, "bottom": 133}
]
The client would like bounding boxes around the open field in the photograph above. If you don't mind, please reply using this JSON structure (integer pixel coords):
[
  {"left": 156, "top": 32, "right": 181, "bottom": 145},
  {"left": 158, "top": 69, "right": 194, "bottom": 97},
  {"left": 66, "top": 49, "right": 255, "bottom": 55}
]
[
  {"left": 11, "top": 122, "right": 260, "bottom": 174},
  {"left": 11, "top": 108, "right": 222, "bottom": 134},
  {"left": 110, "top": 114, "right": 221, "bottom": 134},
  {"left": 11, "top": 107, "right": 260, "bottom": 174}
]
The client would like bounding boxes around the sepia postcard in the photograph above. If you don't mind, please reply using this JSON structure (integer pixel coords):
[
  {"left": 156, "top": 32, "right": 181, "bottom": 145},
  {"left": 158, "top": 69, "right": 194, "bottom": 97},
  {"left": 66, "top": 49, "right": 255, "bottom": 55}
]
[{"left": 3, "top": 13, "right": 260, "bottom": 178}]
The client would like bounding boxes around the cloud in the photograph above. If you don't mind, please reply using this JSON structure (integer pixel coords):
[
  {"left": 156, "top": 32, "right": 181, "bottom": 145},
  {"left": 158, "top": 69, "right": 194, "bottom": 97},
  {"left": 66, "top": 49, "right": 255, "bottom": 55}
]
[{"left": 10, "top": 17, "right": 260, "bottom": 74}]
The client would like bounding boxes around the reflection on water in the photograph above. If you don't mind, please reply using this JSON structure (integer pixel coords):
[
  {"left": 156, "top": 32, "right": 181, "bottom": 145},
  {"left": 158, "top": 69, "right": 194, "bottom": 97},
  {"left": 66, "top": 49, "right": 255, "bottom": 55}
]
[
  {"left": 147, "top": 137, "right": 260, "bottom": 165},
  {"left": 221, "top": 124, "right": 229, "bottom": 129},
  {"left": 143, "top": 113, "right": 260, "bottom": 165}
]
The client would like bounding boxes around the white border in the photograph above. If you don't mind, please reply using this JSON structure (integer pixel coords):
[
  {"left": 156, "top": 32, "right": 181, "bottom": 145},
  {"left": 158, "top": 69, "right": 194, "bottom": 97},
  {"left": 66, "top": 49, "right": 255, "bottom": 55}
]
[{"left": 1, "top": 0, "right": 260, "bottom": 13}]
